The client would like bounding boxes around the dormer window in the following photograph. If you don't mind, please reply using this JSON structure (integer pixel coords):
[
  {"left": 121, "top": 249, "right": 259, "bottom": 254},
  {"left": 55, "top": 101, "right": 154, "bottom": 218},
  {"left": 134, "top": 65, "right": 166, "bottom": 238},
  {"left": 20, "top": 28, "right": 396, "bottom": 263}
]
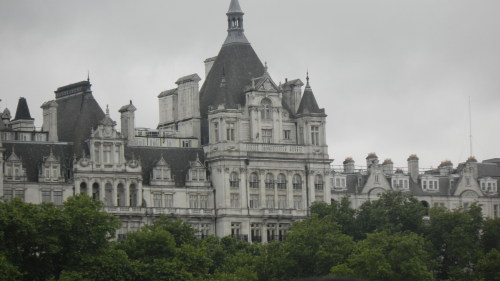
[
  {"left": 333, "top": 176, "right": 347, "bottom": 190},
  {"left": 422, "top": 177, "right": 439, "bottom": 191},
  {"left": 392, "top": 176, "right": 409, "bottom": 190},
  {"left": 4, "top": 151, "right": 27, "bottom": 182},
  {"left": 480, "top": 178, "right": 498, "bottom": 194}
]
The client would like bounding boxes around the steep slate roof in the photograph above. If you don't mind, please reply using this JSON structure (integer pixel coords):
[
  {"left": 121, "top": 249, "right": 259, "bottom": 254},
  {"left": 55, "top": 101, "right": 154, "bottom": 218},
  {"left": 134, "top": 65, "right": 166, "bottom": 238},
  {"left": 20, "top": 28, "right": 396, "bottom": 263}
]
[
  {"left": 54, "top": 81, "right": 105, "bottom": 156},
  {"left": 2, "top": 142, "right": 74, "bottom": 182},
  {"left": 125, "top": 147, "right": 205, "bottom": 187},
  {"left": 199, "top": 43, "right": 265, "bottom": 116},
  {"left": 228, "top": 0, "right": 243, "bottom": 14},
  {"left": 297, "top": 80, "right": 325, "bottom": 115},
  {"left": 478, "top": 163, "right": 500, "bottom": 178},
  {"left": 13, "top": 97, "right": 34, "bottom": 121}
]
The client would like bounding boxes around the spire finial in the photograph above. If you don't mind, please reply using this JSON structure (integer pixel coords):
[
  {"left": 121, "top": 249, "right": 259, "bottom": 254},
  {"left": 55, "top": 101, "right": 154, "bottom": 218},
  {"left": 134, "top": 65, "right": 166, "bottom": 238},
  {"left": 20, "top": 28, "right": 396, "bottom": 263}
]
[
  {"left": 87, "top": 70, "right": 90, "bottom": 82},
  {"left": 264, "top": 61, "right": 268, "bottom": 72},
  {"left": 306, "top": 70, "right": 310, "bottom": 85},
  {"left": 106, "top": 105, "right": 109, "bottom": 115}
]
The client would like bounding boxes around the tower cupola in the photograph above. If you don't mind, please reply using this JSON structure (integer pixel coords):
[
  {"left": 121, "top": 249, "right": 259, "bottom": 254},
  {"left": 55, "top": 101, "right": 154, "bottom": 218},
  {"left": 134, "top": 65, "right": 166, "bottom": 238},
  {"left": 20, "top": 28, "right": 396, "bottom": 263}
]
[{"left": 224, "top": 0, "right": 249, "bottom": 45}]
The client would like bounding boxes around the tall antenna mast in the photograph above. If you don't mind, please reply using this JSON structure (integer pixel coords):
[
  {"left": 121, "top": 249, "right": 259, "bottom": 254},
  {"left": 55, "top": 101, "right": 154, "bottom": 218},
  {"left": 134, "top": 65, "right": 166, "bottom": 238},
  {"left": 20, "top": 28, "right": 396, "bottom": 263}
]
[{"left": 468, "top": 96, "right": 473, "bottom": 157}]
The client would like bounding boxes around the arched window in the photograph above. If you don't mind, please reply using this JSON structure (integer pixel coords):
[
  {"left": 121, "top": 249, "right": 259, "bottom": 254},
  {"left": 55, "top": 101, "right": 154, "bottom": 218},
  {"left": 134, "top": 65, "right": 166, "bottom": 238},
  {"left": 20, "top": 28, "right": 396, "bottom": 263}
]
[
  {"left": 315, "top": 174, "right": 324, "bottom": 190},
  {"left": 230, "top": 172, "right": 239, "bottom": 188},
  {"left": 260, "top": 98, "right": 272, "bottom": 120},
  {"left": 130, "top": 184, "right": 138, "bottom": 207},
  {"left": 265, "top": 173, "right": 275, "bottom": 189},
  {"left": 249, "top": 172, "right": 259, "bottom": 189},
  {"left": 293, "top": 174, "right": 302, "bottom": 190},
  {"left": 80, "top": 182, "right": 88, "bottom": 195},
  {"left": 277, "top": 173, "right": 287, "bottom": 189},
  {"left": 92, "top": 183, "right": 100, "bottom": 200}
]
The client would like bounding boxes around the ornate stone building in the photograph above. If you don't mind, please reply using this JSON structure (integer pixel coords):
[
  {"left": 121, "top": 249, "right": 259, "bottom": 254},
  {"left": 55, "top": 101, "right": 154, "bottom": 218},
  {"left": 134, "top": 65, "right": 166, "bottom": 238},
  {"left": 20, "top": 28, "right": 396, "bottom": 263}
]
[{"left": 1, "top": 0, "right": 499, "bottom": 241}]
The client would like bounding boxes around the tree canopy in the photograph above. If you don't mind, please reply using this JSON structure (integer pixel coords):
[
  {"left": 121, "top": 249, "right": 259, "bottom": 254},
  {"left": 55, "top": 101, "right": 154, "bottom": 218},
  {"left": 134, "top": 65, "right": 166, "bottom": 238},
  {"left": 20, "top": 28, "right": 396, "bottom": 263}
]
[{"left": 1, "top": 191, "right": 499, "bottom": 281}]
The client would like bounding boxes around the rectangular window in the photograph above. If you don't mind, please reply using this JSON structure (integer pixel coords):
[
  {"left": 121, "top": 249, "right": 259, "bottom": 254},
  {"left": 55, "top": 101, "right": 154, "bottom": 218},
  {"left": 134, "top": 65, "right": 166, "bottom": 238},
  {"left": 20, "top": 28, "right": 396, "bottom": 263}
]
[
  {"left": 311, "top": 126, "right": 320, "bottom": 145},
  {"left": 115, "top": 145, "right": 120, "bottom": 164},
  {"left": 341, "top": 178, "right": 346, "bottom": 187},
  {"left": 3, "top": 189, "right": 13, "bottom": 199},
  {"left": 293, "top": 196, "right": 302, "bottom": 210},
  {"left": 189, "top": 194, "right": 199, "bottom": 208},
  {"left": 214, "top": 122, "right": 219, "bottom": 142},
  {"left": 14, "top": 190, "right": 25, "bottom": 201},
  {"left": 231, "top": 223, "right": 241, "bottom": 237},
  {"left": 494, "top": 204, "right": 500, "bottom": 218},
  {"left": 164, "top": 194, "right": 174, "bottom": 208},
  {"left": 182, "top": 140, "right": 191, "bottom": 147},
  {"left": 200, "top": 195, "right": 208, "bottom": 209},
  {"left": 226, "top": 123, "right": 235, "bottom": 141},
  {"left": 262, "top": 129, "right": 272, "bottom": 143},
  {"left": 104, "top": 145, "right": 112, "bottom": 164},
  {"left": 335, "top": 178, "right": 340, "bottom": 187},
  {"left": 153, "top": 193, "right": 162, "bottom": 207},
  {"left": 403, "top": 180, "right": 408, "bottom": 189},
  {"left": 266, "top": 195, "right": 274, "bottom": 209},
  {"left": 53, "top": 191, "right": 63, "bottom": 205},
  {"left": 267, "top": 224, "right": 276, "bottom": 242},
  {"left": 251, "top": 223, "right": 262, "bottom": 243},
  {"left": 278, "top": 195, "right": 287, "bottom": 209},
  {"left": 429, "top": 181, "right": 433, "bottom": 189},
  {"left": 249, "top": 194, "right": 259, "bottom": 209},
  {"left": 200, "top": 224, "right": 210, "bottom": 239},
  {"left": 283, "top": 130, "right": 290, "bottom": 140},
  {"left": 230, "top": 193, "right": 240, "bottom": 208},
  {"left": 423, "top": 181, "right": 427, "bottom": 189},
  {"left": 42, "top": 190, "right": 51, "bottom": 203}
]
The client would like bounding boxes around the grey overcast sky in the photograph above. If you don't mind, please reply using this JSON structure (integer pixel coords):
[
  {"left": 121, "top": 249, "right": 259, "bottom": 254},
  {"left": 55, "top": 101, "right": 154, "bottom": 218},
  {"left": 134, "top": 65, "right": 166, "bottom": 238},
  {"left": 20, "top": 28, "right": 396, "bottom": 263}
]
[{"left": 1, "top": 0, "right": 499, "bottom": 169}]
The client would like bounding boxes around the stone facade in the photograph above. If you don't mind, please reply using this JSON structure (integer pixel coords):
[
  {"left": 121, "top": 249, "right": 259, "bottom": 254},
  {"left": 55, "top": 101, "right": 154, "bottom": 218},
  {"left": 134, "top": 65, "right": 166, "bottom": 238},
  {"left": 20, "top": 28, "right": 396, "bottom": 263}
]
[{"left": 1, "top": 0, "right": 499, "bottom": 242}]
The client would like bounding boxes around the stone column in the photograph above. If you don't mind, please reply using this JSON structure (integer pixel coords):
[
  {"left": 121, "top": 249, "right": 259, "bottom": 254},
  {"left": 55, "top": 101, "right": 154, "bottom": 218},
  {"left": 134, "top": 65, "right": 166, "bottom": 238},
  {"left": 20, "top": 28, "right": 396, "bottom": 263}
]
[
  {"left": 99, "top": 179, "right": 105, "bottom": 202},
  {"left": 137, "top": 181, "right": 143, "bottom": 207},
  {"left": 125, "top": 182, "right": 130, "bottom": 207},
  {"left": 259, "top": 170, "right": 265, "bottom": 209},
  {"left": 112, "top": 183, "right": 118, "bottom": 207},
  {"left": 286, "top": 171, "right": 293, "bottom": 209},
  {"left": 74, "top": 179, "right": 80, "bottom": 195}
]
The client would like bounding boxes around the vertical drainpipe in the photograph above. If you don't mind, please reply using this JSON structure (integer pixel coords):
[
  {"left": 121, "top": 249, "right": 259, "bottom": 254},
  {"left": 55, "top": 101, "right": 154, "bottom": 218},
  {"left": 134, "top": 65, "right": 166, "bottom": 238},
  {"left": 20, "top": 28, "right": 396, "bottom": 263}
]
[{"left": 305, "top": 164, "right": 310, "bottom": 217}]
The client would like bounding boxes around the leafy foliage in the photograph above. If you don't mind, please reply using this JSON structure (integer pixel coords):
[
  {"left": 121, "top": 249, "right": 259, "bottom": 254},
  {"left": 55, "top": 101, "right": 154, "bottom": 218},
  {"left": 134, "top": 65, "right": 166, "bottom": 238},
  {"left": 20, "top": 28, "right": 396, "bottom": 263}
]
[{"left": 0, "top": 191, "right": 497, "bottom": 281}]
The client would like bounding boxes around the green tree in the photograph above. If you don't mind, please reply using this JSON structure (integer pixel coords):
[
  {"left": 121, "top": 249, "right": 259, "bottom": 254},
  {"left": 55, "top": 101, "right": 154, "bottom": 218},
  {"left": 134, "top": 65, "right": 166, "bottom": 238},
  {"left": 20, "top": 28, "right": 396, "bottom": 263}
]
[
  {"left": 0, "top": 195, "right": 120, "bottom": 281},
  {"left": 355, "top": 191, "right": 426, "bottom": 238},
  {"left": 425, "top": 205, "right": 483, "bottom": 280},
  {"left": 330, "top": 231, "right": 434, "bottom": 281},
  {"left": 311, "top": 196, "right": 358, "bottom": 238},
  {"left": 475, "top": 248, "right": 500, "bottom": 281},
  {"left": 146, "top": 216, "right": 196, "bottom": 246},
  {"left": 283, "top": 215, "right": 355, "bottom": 279},
  {"left": 481, "top": 218, "right": 500, "bottom": 253}
]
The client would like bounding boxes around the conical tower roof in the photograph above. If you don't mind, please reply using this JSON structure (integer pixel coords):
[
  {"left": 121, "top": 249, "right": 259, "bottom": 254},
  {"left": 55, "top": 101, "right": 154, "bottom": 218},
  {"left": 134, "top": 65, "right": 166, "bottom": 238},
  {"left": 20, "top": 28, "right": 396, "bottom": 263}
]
[
  {"left": 199, "top": 0, "right": 265, "bottom": 144},
  {"left": 13, "top": 97, "right": 34, "bottom": 121},
  {"left": 297, "top": 75, "right": 324, "bottom": 115}
]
